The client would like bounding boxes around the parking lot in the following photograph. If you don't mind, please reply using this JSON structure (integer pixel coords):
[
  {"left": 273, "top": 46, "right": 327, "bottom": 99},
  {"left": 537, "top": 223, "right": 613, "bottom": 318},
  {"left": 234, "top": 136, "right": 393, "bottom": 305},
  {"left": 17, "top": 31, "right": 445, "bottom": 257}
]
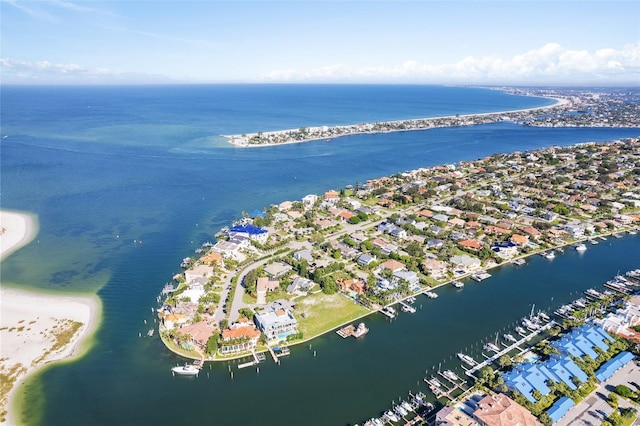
[{"left": 556, "top": 360, "right": 640, "bottom": 426}]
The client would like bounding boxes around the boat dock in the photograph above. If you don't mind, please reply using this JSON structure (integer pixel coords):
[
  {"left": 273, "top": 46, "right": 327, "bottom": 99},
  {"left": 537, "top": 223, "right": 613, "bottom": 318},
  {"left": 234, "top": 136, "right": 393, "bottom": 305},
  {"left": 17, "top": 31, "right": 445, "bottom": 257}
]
[
  {"left": 399, "top": 301, "right": 416, "bottom": 313},
  {"left": 380, "top": 306, "right": 396, "bottom": 318},
  {"left": 336, "top": 323, "right": 369, "bottom": 338},
  {"left": 470, "top": 271, "right": 492, "bottom": 281},
  {"left": 238, "top": 350, "right": 266, "bottom": 369},
  {"left": 464, "top": 320, "right": 557, "bottom": 377}
]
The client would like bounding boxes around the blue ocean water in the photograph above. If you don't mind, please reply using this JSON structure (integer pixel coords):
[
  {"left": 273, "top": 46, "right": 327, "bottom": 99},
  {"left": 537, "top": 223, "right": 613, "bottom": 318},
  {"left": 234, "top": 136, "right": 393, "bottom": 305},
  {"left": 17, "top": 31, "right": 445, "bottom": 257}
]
[{"left": 1, "top": 85, "right": 639, "bottom": 425}]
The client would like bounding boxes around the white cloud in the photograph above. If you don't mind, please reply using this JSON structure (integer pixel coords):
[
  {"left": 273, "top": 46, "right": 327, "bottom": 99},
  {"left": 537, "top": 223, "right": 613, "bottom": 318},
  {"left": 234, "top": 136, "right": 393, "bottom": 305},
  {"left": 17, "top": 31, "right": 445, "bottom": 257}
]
[
  {"left": 0, "top": 57, "right": 171, "bottom": 84},
  {"left": 260, "top": 42, "right": 640, "bottom": 84}
]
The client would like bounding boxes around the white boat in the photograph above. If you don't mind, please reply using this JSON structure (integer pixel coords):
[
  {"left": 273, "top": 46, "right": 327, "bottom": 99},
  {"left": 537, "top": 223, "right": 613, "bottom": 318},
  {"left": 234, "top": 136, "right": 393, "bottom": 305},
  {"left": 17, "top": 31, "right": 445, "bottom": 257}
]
[
  {"left": 400, "top": 401, "right": 413, "bottom": 413},
  {"left": 575, "top": 243, "right": 587, "bottom": 251},
  {"left": 171, "top": 363, "right": 200, "bottom": 376},
  {"left": 589, "top": 239, "right": 598, "bottom": 245},
  {"left": 512, "top": 258, "right": 526, "bottom": 265},
  {"left": 515, "top": 326, "right": 526, "bottom": 335},
  {"left": 538, "top": 312, "right": 550, "bottom": 321},
  {"left": 394, "top": 403, "right": 408, "bottom": 417},
  {"left": 452, "top": 280, "right": 464, "bottom": 289},
  {"left": 442, "top": 370, "right": 460, "bottom": 382},
  {"left": 384, "top": 410, "right": 400, "bottom": 423},
  {"left": 353, "top": 322, "right": 369, "bottom": 338},
  {"left": 503, "top": 333, "right": 517, "bottom": 343},
  {"left": 457, "top": 352, "right": 475, "bottom": 366},
  {"left": 425, "top": 291, "right": 438, "bottom": 299},
  {"left": 401, "top": 304, "right": 416, "bottom": 313},
  {"left": 484, "top": 342, "right": 500, "bottom": 352},
  {"left": 544, "top": 251, "right": 555, "bottom": 260},
  {"left": 382, "top": 306, "right": 396, "bottom": 318}
]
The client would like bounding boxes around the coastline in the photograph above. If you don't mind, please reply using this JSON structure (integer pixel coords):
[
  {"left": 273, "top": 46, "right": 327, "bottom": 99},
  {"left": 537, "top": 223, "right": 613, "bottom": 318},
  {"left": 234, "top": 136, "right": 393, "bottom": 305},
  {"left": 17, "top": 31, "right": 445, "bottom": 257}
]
[
  {"left": 0, "top": 209, "right": 102, "bottom": 425},
  {"left": 223, "top": 96, "right": 570, "bottom": 148},
  {"left": 0, "top": 210, "right": 39, "bottom": 263}
]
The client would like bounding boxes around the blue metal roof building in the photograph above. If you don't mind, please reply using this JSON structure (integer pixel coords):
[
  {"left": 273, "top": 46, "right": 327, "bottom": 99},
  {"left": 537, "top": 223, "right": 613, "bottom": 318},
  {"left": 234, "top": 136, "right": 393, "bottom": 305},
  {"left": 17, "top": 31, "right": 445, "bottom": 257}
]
[
  {"left": 547, "top": 396, "right": 575, "bottom": 424},
  {"left": 550, "top": 326, "right": 612, "bottom": 360},
  {"left": 595, "top": 351, "right": 635, "bottom": 382},
  {"left": 229, "top": 224, "right": 268, "bottom": 235}
]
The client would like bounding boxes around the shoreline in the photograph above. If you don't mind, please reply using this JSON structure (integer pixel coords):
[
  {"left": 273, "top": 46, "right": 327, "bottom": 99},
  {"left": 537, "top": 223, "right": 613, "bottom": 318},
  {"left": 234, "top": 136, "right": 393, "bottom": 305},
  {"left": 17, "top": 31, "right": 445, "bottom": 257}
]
[
  {"left": 166, "top": 226, "right": 637, "bottom": 365},
  {"left": 0, "top": 209, "right": 102, "bottom": 425},
  {"left": 0, "top": 210, "right": 39, "bottom": 263},
  {"left": 223, "top": 96, "right": 570, "bottom": 148}
]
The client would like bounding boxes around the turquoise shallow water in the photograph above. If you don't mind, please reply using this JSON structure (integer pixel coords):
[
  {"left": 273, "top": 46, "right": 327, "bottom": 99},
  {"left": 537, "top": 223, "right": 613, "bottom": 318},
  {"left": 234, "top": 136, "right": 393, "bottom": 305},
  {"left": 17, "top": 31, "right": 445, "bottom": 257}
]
[{"left": 1, "top": 85, "right": 639, "bottom": 425}]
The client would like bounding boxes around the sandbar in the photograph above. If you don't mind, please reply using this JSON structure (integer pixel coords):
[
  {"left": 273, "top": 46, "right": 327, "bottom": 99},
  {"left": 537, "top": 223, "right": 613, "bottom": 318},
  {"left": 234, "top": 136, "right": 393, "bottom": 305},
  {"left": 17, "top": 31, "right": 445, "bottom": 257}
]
[
  {"left": 0, "top": 210, "right": 38, "bottom": 262},
  {"left": 0, "top": 209, "right": 101, "bottom": 425}
]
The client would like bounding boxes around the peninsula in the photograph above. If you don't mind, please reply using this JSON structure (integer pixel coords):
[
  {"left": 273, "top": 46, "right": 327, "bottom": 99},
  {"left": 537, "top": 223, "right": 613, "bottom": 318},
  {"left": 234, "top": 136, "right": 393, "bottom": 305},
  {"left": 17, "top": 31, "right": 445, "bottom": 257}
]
[
  {"left": 158, "top": 133, "right": 640, "bottom": 364},
  {"left": 223, "top": 88, "right": 639, "bottom": 147}
]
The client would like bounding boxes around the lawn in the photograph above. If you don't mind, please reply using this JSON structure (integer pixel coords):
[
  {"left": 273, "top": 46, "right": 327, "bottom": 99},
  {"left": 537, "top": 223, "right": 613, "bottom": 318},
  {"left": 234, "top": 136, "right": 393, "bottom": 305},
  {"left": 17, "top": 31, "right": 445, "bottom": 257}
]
[{"left": 295, "top": 292, "right": 370, "bottom": 338}]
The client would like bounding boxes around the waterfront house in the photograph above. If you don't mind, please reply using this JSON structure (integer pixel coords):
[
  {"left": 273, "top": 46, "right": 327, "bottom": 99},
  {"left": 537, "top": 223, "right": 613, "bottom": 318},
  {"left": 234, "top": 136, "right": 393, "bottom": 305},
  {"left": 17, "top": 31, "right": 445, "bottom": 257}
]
[
  {"left": 449, "top": 254, "right": 481, "bottom": 273},
  {"left": 509, "top": 234, "right": 529, "bottom": 247},
  {"left": 255, "top": 308, "right": 298, "bottom": 341},
  {"left": 162, "top": 313, "right": 187, "bottom": 330},
  {"left": 393, "top": 270, "right": 420, "bottom": 288},
  {"left": 184, "top": 264, "right": 214, "bottom": 283},
  {"left": 220, "top": 320, "right": 261, "bottom": 355},
  {"left": 421, "top": 258, "right": 448, "bottom": 280},
  {"left": 229, "top": 224, "right": 269, "bottom": 244},
  {"left": 178, "top": 321, "right": 216, "bottom": 349},
  {"left": 473, "top": 393, "right": 543, "bottom": 426}
]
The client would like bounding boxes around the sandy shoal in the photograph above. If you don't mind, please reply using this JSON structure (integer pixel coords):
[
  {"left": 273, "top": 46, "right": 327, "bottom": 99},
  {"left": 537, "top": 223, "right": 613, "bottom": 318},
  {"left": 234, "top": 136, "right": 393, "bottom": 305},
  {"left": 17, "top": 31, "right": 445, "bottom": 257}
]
[
  {"left": 0, "top": 210, "right": 38, "bottom": 262},
  {"left": 0, "top": 209, "right": 101, "bottom": 425},
  {"left": 0, "top": 287, "right": 101, "bottom": 425}
]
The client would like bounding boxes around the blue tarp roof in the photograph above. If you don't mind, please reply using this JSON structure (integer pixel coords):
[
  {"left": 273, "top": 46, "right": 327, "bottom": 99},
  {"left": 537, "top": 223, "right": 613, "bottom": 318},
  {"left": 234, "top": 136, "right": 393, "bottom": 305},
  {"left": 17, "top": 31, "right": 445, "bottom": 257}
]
[{"left": 547, "top": 397, "right": 575, "bottom": 423}]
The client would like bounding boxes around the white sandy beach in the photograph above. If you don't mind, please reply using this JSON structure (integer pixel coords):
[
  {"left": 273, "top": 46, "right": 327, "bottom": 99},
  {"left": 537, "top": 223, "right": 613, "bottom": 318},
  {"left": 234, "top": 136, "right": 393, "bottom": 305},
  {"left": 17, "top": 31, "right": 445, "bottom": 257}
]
[
  {"left": 224, "top": 96, "right": 571, "bottom": 147},
  {"left": 0, "top": 211, "right": 37, "bottom": 263},
  {"left": 0, "top": 210, "right": 101, "bottom": 425}
]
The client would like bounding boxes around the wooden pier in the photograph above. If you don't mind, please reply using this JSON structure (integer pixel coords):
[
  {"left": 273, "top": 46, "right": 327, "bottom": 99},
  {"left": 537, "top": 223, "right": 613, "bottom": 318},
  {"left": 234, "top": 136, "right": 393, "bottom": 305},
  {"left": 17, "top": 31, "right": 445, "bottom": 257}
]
[{"left": 336, "top": 324, "right": 356, "bottom": 338}]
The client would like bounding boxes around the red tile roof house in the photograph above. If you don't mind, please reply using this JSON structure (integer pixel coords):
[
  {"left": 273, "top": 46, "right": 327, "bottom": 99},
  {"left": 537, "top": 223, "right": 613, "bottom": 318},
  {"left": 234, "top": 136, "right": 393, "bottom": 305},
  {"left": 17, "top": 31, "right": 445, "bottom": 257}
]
[
  {"left": 473, "top": 393, "right": 543, "bottom": 426},
  {"left": 459, "top": 239, "right": 483, "bottom": 251},
  {"left": 178, "top": 321, "right": 216, "bottom": 349},
  {"left": 220, "top": 321, "right": 261, "bottom": 355},
  {"left": 337, "top": 278, "right": 366, "bottom": 295}
]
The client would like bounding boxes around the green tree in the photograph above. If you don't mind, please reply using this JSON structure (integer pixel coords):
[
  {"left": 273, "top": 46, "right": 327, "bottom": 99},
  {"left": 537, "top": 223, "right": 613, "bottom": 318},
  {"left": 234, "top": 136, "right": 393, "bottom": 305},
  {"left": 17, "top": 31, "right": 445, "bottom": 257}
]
[{"left": 206, "top": 331, "right": 220, "bottom": 354}]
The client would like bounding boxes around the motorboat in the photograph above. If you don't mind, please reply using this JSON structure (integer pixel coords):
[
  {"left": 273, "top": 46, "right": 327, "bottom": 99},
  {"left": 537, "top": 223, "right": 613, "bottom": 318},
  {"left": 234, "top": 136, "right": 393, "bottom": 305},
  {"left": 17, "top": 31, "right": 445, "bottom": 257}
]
[{"left": 171, "top": 363, "right": 200, "bottom": 376}]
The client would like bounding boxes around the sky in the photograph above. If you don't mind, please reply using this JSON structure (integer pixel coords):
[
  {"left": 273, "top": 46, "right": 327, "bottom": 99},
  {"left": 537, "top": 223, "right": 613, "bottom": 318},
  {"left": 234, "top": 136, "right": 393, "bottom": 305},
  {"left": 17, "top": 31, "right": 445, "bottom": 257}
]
[{"left": 1, "top": 0, "right": 639, "bottom": 85}]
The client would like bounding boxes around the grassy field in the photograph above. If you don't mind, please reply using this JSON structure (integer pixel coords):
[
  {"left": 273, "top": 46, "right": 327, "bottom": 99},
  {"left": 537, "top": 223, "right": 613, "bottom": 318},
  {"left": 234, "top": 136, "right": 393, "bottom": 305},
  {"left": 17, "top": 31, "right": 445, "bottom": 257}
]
[{"left": 295, "top": 292, "right": 370, "bottom": 338}]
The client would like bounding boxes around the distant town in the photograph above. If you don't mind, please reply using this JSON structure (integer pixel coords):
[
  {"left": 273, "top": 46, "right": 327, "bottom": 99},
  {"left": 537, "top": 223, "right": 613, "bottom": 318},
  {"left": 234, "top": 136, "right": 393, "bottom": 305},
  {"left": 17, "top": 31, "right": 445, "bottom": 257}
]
[
  {"left": 224, "top": 88, "right": 640, "bottom": 147},
  {"left": 158, "top": 89, "right": 640, "bottom": 426}
]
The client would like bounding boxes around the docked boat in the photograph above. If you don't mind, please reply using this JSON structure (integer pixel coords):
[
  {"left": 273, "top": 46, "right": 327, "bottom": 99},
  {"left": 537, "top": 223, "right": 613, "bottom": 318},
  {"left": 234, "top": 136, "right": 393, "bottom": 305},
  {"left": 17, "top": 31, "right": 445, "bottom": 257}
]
[
  {"left": 401, "top": 304, "right": 416, "bottom": 313},
  {"left": 512, "top": 258, "right": 526, "bottom": 265},
  {"left": 589, "top": 239, "right": 598, "bottom": 245},
  {"left": 515, "top": 326, "right": 526, "bottom": 336},
  {"left": 353, "top": 322, "right": 369, "bottom": 338},
  {"left": 503, "top": 333, "right": 517, "bottom": 343},
  {"left": 457, "top": 352, "right": 476, "bottom": 366},
  {"left": 406, "top": 296, "right": 416, "bottom": 304},
  {"left": 442, "top": 370, "right": 461, "bottom": 382},
  {"left": 171, "top": 363, "right": 200, "bottom": 376},
  {"left": 585, "top": 288, "right": 604, "bottom": 300},
  {"left": 484, "top": 342, "right": 500, "bottom": 352},
  {"left": 383, "top": 410, "right": 400, "bottom": 423},
  {"left": 575, "top": 243, "right": 587, "bottom": 251},
  {"left": 522, "top": 318, "right": 539, "bottom": 330},
  {"left": 425, "top": 291, "right": 438, "bottom": 299},
  {"left": 538, "top": 312, "right": 550, "bottom": 321},
  {"left": 452, "top": 280, "right": 464, "bottom": 289},
  {"left": 544, "top": 251, "right": 555, "bottom": 260},
  {"left": 400, "top": 401, "right": 413, "bottom": 413},
  {"left": 394, "top": 403, "right": 408, "bottom": 417},
  {"left": 412, "top": 391, "right": 427, "bottom": 406}
]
